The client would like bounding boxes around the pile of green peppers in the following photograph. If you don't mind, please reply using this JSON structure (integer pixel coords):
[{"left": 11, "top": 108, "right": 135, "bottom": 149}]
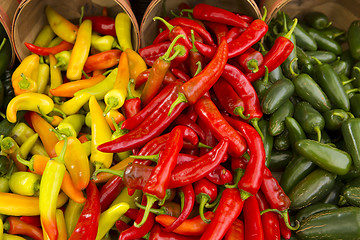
[{"left": 258, "top": 11, "right": 360, "bottom": 240}]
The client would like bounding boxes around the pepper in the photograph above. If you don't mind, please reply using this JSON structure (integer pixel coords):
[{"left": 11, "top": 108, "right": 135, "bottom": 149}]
[
  {"left": 17, "top": 154, "right": 86, "bottom": 203},
  {"left": 91, "top": 34, "right": 120, "bottom": 52},
  {"left": 0, "top": 191, "right": 68, "bottom": 216},
  {"left": 28, "top": 112, "right": 58, "bottom": 158},
  {"left": 105, "top": 109, "right": 125, "bottom": 132},
  {"left": 83, "top": 49, "right": 122, "bottom": 72},
  {"left": 99, "top": 176, "right": 124, "bottom": 212},
  {"left": 54, "top": 50, "right": 71, "bottom": 71},
  {"left": 221, "top": 64, "right": 263, "bottom": 135},
  {"left": 307, "top": 27, "right": 342, "bottom": 55},
  {"left": 224, "top": 219, "right": 244, "bottom": 240},
  {"left": 12, "top": 54, "right": 39, "bottom": 82},
  {"left": 149, "top": 224, "right": 199, "bottom": 240},
  {"left": 342, "top": 118, "right": 360, "bottom": 171},
  {"left": 8, "top": 172, "right": 40, "bottom": 196},
  {"left": 89, "top": 95, "right": 113, "bottom": 170},
  {"left": 95, "top": 202, "right": 129, "bottom": 240},
  {"left": 19, "top": 216, "right": 41, "bottom": 228},
  {"left": 348, "top": 20, "right": 360, "bottom": 60},
  {"left": 57, "top": 114, "right": 85, "bottom": 137},
  {"left": 115, "top": 12, "right": 132, "bottom": 51},
  {"left": 45, "top": 5, "right": 78, "bottom": 43},
  {"left": 243, "top": 195, "right": 264, "bottom": 240},
  {"left": 69, "top": 181, "right": 101, "bottom": 240},
  {"left": 256, "top": 191, "right": 281, "bottom": 240},
  {"left": 268, "top": 100, "right": 294, "bottom": 137},
  {"left": 4, "top": 217, "right": 43, "bottom": 240},
  {"left": 200, "top": 188, "right": 244, "bottom": 240},
  {"left": 194, "top": 95, "right": 246, "bottom": 157},
  {"left": 64, "top": 199, "right": 84, "bottom": 236},
  {"left": 224, "top": 116, "right": 265, "bottom": 199},
  {"left": 0, "top": 137, "right": 27, "bottom": 172},
  {"left": 104, "top": 51, "right": 129, "bottom": 115},
  {"left": 194, "top": 178, "right": 217, "bottom": 223},
  {"left": 56, "top": 92, "right": 92, "bottom": 115},
  {"left": 141, "top": 35, "right": 185, "bottom": 106},
  {"left": 33, "top": 25, "right": 55, "bottom": 47},
  {"left": 37, "top": 57, "right": 50, "bottom": 94},
  {"left": 39, "top": 138, "right": 67, "bottom": 240},
  {"left": 83, "top": 16, "right": 116, "bottom": 37},
  {"left": 24, "top": 41, "right": 73, "bottom": 56},
  {"left": 123, "top": 80, "right": 141, "bottom": 119},
  {"left": 11, "top": 73, "right": 38, "bottom": 96}
]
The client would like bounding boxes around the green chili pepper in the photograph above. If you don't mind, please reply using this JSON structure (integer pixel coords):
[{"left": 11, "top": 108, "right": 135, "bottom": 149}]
[
  {"left": 267, "top": 150, "right": 293, "bottom": 172},
  {"left": 296, "top": 202, "right": 338, "bottom": 223},
  {"left": 350, "top": 94, "right": 360, "bottom": 118},
  {"left": 268, "top": 65, "right": 284, "bottom": 83},
  {"left": 289, "top": 168, "right": 336, "bottom": 211},
  {"left": 338, "top": 176, "right": 360, "bottom": 207},
  {"left": 331, "top": 58, "right": 348, "bottom": 76},
  {"left": 342, "top": 118, "right": 360, "bottom": 172},
  {"left": 304, "top": 12, "right": 332, "bottom": 30},
  {"left": 253, "top": 67, "right": 271, "bottom": 102},
  {"left": 307, "top": 129, "right": 332, "bottom": 145},
  {"left": 307, "top": 50, "right": 337, "bottom": 64},
  {"left": 57, "top": 114, "right": 85, "bottom": 137},
  {"left": 323, "top": 109, "right": 349, "bottom": 131},
  {"left": 348, "top": 20, "right": 360, "bottom": 60},
  {"left": 307, "top": 28, "right": 342, "bottom": 55},
  {"left": 340, "top": 50, "right": 355, "bottom": 77},
  {"left": 285, "top": 116, "right": 307, "bottom": 150},
  {"left": 296, "top": 46, "right": 313, "bottom": 74},
  {"left": 259, "top": 119, "right": 273, "bottom": 167},
  {"left": 9, "top": 172, "right": 40, "bottom": 196},
  {"left": 352, "top": 63, "right": 360, "bottom": 88},
  {"left": 269, "top": 100, "right": 294, "bottom": 136},
  {"left": 273, "top": 128, "right": 290, "bottom": 151},
  {"left": 322, "top": 179, "right": 344, "bottom": 205},
  {"left": 295, "top": 139, "right": 352, "bottom": 175}
]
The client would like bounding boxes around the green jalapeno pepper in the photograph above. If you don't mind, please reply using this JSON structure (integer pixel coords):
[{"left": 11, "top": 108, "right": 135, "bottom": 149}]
[
  {"left": 304, "top": 12, "right": 332, "bottom": 30},
  {"left": 323, "top": 109, "right": 350, "bottom": 131},
  {"left": 307, "top": 28, "right": 342, "bottom": 55},
  {"left": 267, "top": 150, "right": 293, "bottom": 172},
  {"left": 273, "top": 128, "right": 290, "bottom": 151},
  {"left": 307, "top": 50, "right": 337, "bottom": 64},
  {"left": 342, "top": 118, "right": 360, "bottom": 172},
  {"left": 285, "top": 116, "right": 307, "bottom": 150},
  {"left": 295, "top": 202, "right": 338, "bottom": 223},
  {"left": 348, "top": 20, "right": 360, "bottom": 60},
  {"left": 269, "top": 100, "right": 294, "bottom": 136}
]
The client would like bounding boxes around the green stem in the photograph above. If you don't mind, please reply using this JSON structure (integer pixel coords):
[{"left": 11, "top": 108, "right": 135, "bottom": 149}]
[
  {"left": 234, "top": 106, "right": 250, "bottom": 120},
  {"left": 16, "top": 154, "right": 34, "bottom": 172},
  {"left": 250, "top": 118, "right": 264, "bottom": 140},
  {"left": 134, "top": 194, "right": 158, "bottom": 228},
  {"left": 190, "top": 29, "right": 197, "bottom": 52},
  {"left": 82, "top": 70, "right": 90, "bottom": 79},
  {"left": 261, "top": 6, "right": 267, "bottom": 21},
  {"left": 240, "top": 189, "right": 252, "bottom": 200},
  {"left": 198, "top": 142, "right": 213, "bottom": 149},
  {"left": 289, "top": 57, "right": 299, "bottom": 78},
  {"left": 153, "top": 16, "right": 174, "bottom": 32},
  {"left": 79, "top": 6, "right": 85, "bottom": 25},
  {"left": 19, "top": 74, "right": 30, "bottom": 90},
  {"left": 346, "top": 88, "right": 360, "bottom": 95},
  {"left": 127, "top": 79, "right": 135, "bottom": 99},
  {"left": 135, "top": 201, "right": 166, "bottom": 215},
  {"left": 284, "top": 18, "right": 298, "bottom": 39},
  {"left": 342, "top": 77, "right": 356, "bottom": 86},
  {"left": 311, "top": 56, "right": 323, "bottom": 66},
  {"left": 168, "top": 93, "right": 188, "bottom": 116},
  {"left": 92, "top": 168, "right": 125, "bottom": 180},
  {"left": 194, "top": 61, "right": 202, "bottom": 76},
  {"left": 260, "top": 209, "right": 300, "bottom": 231},
  {"left": 247, "top": 59, "right": 259, "bottom": 73},
  {"left": 225, "top": 168, "right": 245, "bottom": 189},
  {"left": 129, "top": 154, "right": 159, "bottom": 162},
  {"left": 53, "top": 137, "right": 68, "bottom": 164},
  {"left": 0, "top": 38, "right": 6, "bottom": 52},
  {"left": 160, "top": 34, "right": 185, "bottom": 62},
  {"left": 198, "top": 195, "right": 211, "bottom": 223},
  {"left": 314, "top": 126, "right": 322, "bottom": 143},
  {"left": 205, "top": 186, "right": 224, "bottom": 209}
]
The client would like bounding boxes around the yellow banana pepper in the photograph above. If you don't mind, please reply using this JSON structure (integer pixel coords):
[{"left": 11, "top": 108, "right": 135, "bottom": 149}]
[
  {"left": 125, "top": 48, "right": 147, "bottom": 81},
  {"left": 115, "top": 12, "right": 132, "bottom": 51},
  {"left": 56, "top": 92, "right": 91, "bottom": 116}
]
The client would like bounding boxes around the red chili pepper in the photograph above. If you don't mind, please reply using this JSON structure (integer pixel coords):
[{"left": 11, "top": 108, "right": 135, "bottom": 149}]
[
  {"left": 156, "top": 212, "right": 214, "bottom": 236},
  {"left": 157, "top": 16, "right": 171, "bottom": 33},
  {"left": 225, "top": 26, "right": 247, "bottom": 43},
  {"left": 261, "top": 167, "right": 291, "bottom": 212},
  {"left": 204, "top": 21, "right": 228, "bottom": 45},
  {"left": 200, "top": 188, "right": 244, "bottom": 240},
  {"left": 171, "top": 67, "right": 190, "bottom": 82},
  {"left": 123, "top": 80, "right": 141, "bottom": 119},
  {"left": 99, "top": 175, "right": 124, "bottom": 212},
  {"left": 256, "top": 191, "right": 281, "bottom": 240},
  {"left": 236, "top": 13, "right": 254, "bottom": 23},
  {"left": 194, "top": 178, "right": 217, "bottom": 224},
  {"left": 227, "top": 19, "right": 268, "bottom": 58},
  {"left": 149, "top": 224, "right": 200, "bottom": 240},
  {"left": 162, "top": 184, "right": 195, "bottom": 232},
  {"left": 153, "top": 26, "right": 203, "bottom": 46},
  {"left": 173, "top": 37, "right": 228, "bottom": 106},
  {"left": 68, "top": 181, "right": 100, "bottom": 240},
  {"left": 83, "top": 16, "right": 116, "bottom": 37},
  {"left": 168, "top": 17, "right": 216, "bottom": 47},
  {"left": 194, "top": 41, "right": 216, "bottom": 59},
  {"left": 224, "top": 116, "right": 265, "bottom": 199},
  {"left": 187, "top": 30, "right": 205, "bottom": 77},
  {"left": 278, "top": 212, "right": 292, "bottom": 240},
  {"left": 136, "top": 126, "right": 198, "bottom": 227},
  {"left": 19, "top": 216, "right": 41, "bottom": 227},
  {"left": 243, "top": 195, "right": 264, "bottom": 240},
  {"left": 206, "top": 165, "right": 233, "bottom": 185},
  {"left": 135, "top": 69, "right": 177, "bottom": 89},
  {"left": 213, "top": 77, "right": 249, "bottom": 120},
  {"left": 194, "top": 95, "right": 247, "bottom": 157},
  {"left": 139, "top": 41, "right": 171, "bottom": 66},
  {"left": 185, "top": 4, "right": 248, "bottom": 28},
  {"left": 185, "top": 105, "right": 198, "bottom": 122},
  {"left": 83, "top": 49, "right": 122, "bottom": 72},
  {"left": 98, "top": 83, "right": 188, "bottom": 153},
  {"left": 4, "top": 216, "right": 43, "bottom": 240},
  {"left": 124, "top": 208, "right": 139, "bottom": 221},
  {"left": 224, "top": 219, "right": 244, "bottom": 240},
  {"left": 115, "top": 219, "right": 131, "bottom": 233},
  {"left": 222, "top": 64, "right": 263, "bottom": 136},
  {"left": 24, "top": 40, "right": 73, "bottom": 56},
  {"left": 197, "top": 118, "right": 218, "bottom": 156},
  {"left": 173, "top": 114, "right": 206, "bottom": 142},
  {"left": 236, "top": 47, "right": 263, "bottom": 73},
  {"left": 141, "top": 35, "right": 186, "bottom": 106},
  {"left": 246, "top": 19, "right": 297, "bottom": 82},
  {"left": 119, "top": 196, "right": 155, "bottom": 240}
]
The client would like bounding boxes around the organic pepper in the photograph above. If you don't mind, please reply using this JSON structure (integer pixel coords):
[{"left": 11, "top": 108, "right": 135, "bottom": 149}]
[
  {"left": 194, "top": 178, "right": 217, "bottom": 223},
  {"left": 83, "top": 49, "right": 122, "bottom": 72},
  {"left": 243, "top": 195, "right": 264, "bottom": 240},
  {"left": 115, "top": 12, "right": 133, "bottom": 51},
  {"left": 83, "top": 15, "right": 116, "bottom": 37},
  {"left": 4, "top": 217, "right": 43, "bottom": 240},
  {"left": 12, "top": 74, "right": 38, "bottom": 96},
  {"left": 8, "top": 172, "right": 40, "bottom": 196},
  {"left": 24, "top": 41, "right": 73, "bottom": 56}
]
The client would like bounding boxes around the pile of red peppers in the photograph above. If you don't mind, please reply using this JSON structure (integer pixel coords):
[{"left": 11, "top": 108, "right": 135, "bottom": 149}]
[{"left": 94, "top": 3, "right": 297, "bottom": 240}]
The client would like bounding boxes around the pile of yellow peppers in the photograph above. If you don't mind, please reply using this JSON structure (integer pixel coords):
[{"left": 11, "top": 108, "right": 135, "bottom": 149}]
[{"left": 0, "top": 5, "right": 147, "bottom": 240}]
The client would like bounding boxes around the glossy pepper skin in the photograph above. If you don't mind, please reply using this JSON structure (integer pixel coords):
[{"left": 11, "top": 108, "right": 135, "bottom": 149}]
[
  {"left": 24, "top": 41, "right": 73, "bottom": 56},
  {"left": 200, "top": 188, "right": 244, "bottom": 240},
  {"left": 83, "top": 16, "right": 116, "bottom": 37},
  {"left": 194, "top": 178, "right": 217, "bottom": 223},
  {"left": 342, "top": 118, "right": 360, "bottom": 172},
  {"left": 243, "top": 195, "right": 264, "bottom": 240},
  {"left": 68, "top": 181, "right": 100, "bottom": 240},
  {"left": 4, "top": 216, "right": 43, "bottom": 240}
]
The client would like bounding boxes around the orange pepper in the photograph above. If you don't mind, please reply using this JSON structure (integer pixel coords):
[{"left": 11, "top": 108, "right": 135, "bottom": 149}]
[
  {"left": 105, "top": 109, "right": 125, "bottom": 131},
  {"left": 12, "top": 74, "right": 38, "bottom": 96},
  {"left": 93, "top": 157, "right": 134, "bottom": 184}
]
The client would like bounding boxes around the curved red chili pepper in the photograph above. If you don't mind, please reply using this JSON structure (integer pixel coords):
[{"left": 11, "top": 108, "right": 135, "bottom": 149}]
[
  {"left": 83, "top": 16, "right": 116, "bottom": 37},
  {"left": 69, "top": 181, "right": 100, "bottom": 240},
  {"left": 189, "top": 4, "right": 249, "bottom": 28},
  {"left": 19, "top": 216, "right": 41, "bottom": 227},
  {"left": 139, "top": 41, "right": 171, "bottom": 66},
  {"left": 204, "top": 21, "right": 228, "bottom": 45},
  {"left": 123, "top": 98, "right": 141, "bottom": 119},
  {"left": 115, "top": 219, "right": 131, "bottom": 233},
  {"left": 174, "top": 114, "right": 206, "bottom": 142},
  {"left": 5, "top": 216, "right": 43, "bottom": 240},
  {"left": 99, "top": 175, "right": 124, "bottom": 212},
  {"left": 150, "top": 224, "right": 200, "bottom": 240},
  {"left": 119, "top": 196, "right": 156, "bottom": 240},
  {"left": 194, "top": 178, "right": 217, "bottom": 223},
  {"left": 162, "top": 184, "right": 195, "bottom": 232},
  {"left": 236, "top": 47, "right": 263, "bottom": 74},
  {"left": 197, "top": 118, "right": 218, "bottom": 156},
  {"left": 186, "top": 105, "right": 198, "bottom": 122},
  {"left": 168, "top": 17, "right": 216, "bottom": 47},
  {"left": 261, "top": 167, "right": 291, "bottom": 212},
  {"left": 256, "top": 191, "right": 281, "bottom": 240},
  {"left": 235, "top": 13, "right": 254, "bottom": 24},
  {"left": 246, "top": 19, "right": 297, "bottom": 82},
  {"left": 213, "top": 77, "right": 249, "bottom": 120},
  {"left": 135, "top": 69, "right": 177, "bottom": 89},
  {"left": 225, "top": 26, "right": 246, "bottom": 43},
  {"left": 279, "top": 212, "right": 292, "bottom": 240},
  {"left": 24, "top": 41, "right": 73, "bottom": 56},
  {"left": 124, "top": 208, "right": 139, "bottom": 221},
  {"left": 194, "top": 95, "right": 247, "bottom": 157},
  {"left": 224, "top": 219, "right": 244, "bottom": 240},
  {"left": 224, "top": 116, "right": 265, "bottom": 199},
  {"left": 200, "top": 188, "right": 244, "bottom": 240},
  {"left": 83, "top": 49, "right": 122, "bottom": 72},
  {"left": 222, "top": 64, "right": 263, "bottom": 134},
  {"left": 227, "top": 19, "right": 268, "bottom": 58},
  {"left": 98, "top": 83, "right": 188, "bottom": 153},
  {"left": 206, "top": 165, "right": 233, "bottom": 185},
  {"left": 171, "top": 68, "right": 190, "bottom": 82},
  {"left": 243, "top": 195, "right": 264, "bottom": 240},
  {"left": 193, "top": 41, "right": 216, "bottom": 59}
]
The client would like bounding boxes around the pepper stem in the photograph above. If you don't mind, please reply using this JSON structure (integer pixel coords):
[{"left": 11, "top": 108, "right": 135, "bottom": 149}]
[
  {"left": 135, "top": 201, "right": 165, "bottom": 215},
  {"left": 247, "top": 59, "right": 259, "bottom": 73},
  {"left": 263, "top": 66, "right": 269, "bottom": 85},
  {"left": 205, "top": 186, "right": 225, "bottom": 209},
  {"left": 79, "top": 6, "right": 85, "bottom": 25},
  {"left": 127, "top": 79, "right": 135, "bottom": 99},
  {"left": 168, "top": 93, "right": 188, "bottom": 117},
  {"left": 53, "top": 137, "right": 68, "bottom": 164},
  {"left": 190, "top": 29, "right": 198, "bottom": 52},
  {"left": 284, "top": 18, "right": 298, "bottom": 40},
  {"left": 314, "top": 126, "right": 322, "bottom": 142},
  {"left": 260, "top": 209, "right": 300, "bottom": 231},
  {"left": 342, "top": 77, "right": 356, "bottom": 86},
  {"left": 225, "top": 168, "right": 245, "bottom": 188},
  {"left": 289, "top": 57, "right": 299, "bottom": 78},
  {"left": 261, "top": 6, "right": 267, "bottom": 21},
  {"left": 153, "top": 16, "right": 174, "bottom": 32},
  {"left": 332, "top": 111, "right": 346, "bottom": 120},
  {"left": 19, "top": 74, "right": 30, "bottom": 90},
  {"left": 134, "top": 195, "right": 158, "bottom": 228},
  {"left": 82, "top": 70, "right": 90, "bottom": 79},
  {"left": 129, "top": 154, "right": 159, "bottom": 162},
  {"left": 161, "top": 34, "right": 186, "bottom": 62},
  {"left": 346, "top": 88, "right": 360, "bottom": 95},
  {"left": 181, "top": 9, "right": 193, "bottom": 16},
  {"left": 103, "top": 96, "right": 119, "bottom": 116},
  {"left": 198, "top": 142, "right": 213, "bottom": 149},
  {"left": 240, "top": 189, "right": 252, "bottom": 200},
  {"left": 92, "top": 168, "right": 125, "bottom": 180},
  {"left": 198, "top": 194, "right": 211, "bottom": 223},
  {"left": 347, "top": 112, "right": 355, "bottom": 119},
  {"left": 234, "top": 106, "right": 250, "bottom": 120},
  {"left": 311, "top": 56, "right": 323, "bottom": 66},
  {"left": 194, "top": 61, "right": 202, "bottom": 76},
  {"left": 16, "top": 154, "right": 34, "bottom": 172},
  {"left": 249, "top": 118, "right": 264, "bottom": 140},
  {"left": 0, "top": 38, "right": 6, "bottom": 52}
]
